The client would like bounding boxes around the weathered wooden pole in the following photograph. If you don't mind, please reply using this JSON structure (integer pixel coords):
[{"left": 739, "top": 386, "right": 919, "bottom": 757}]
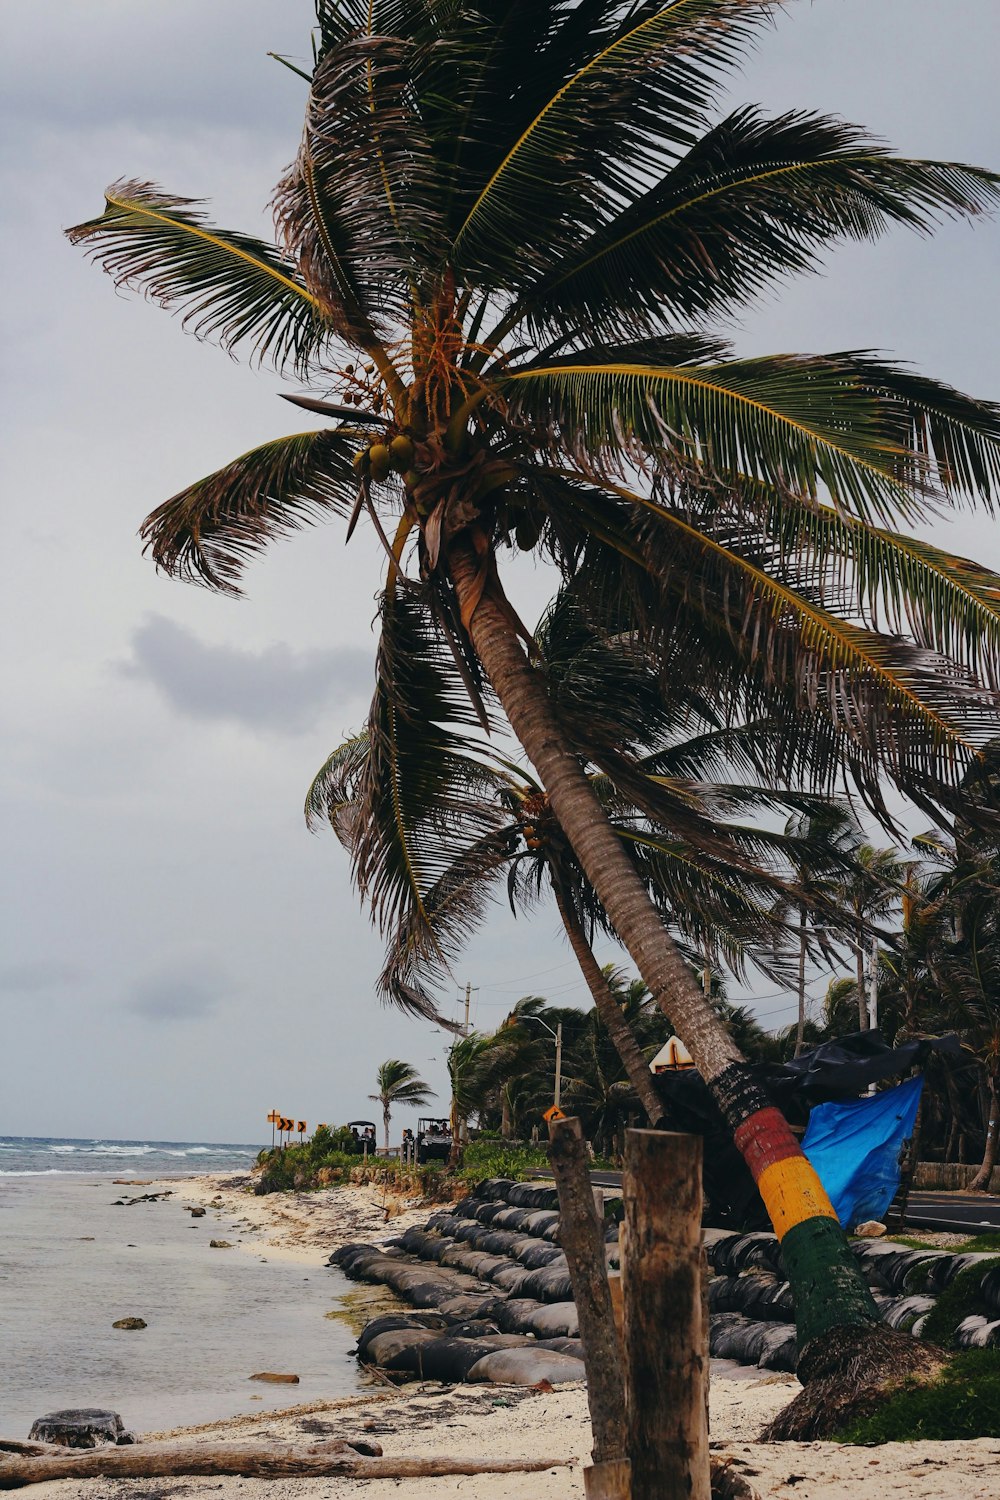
[
  {"left": 548, "top": 1116, "right": 631, "bottom": 1500},
  {"left": 621, "top": 1129, "right": 709, "bottom": 1500}
]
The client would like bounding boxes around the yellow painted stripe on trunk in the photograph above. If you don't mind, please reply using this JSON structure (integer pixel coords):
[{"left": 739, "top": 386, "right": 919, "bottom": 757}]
[{"left": 757, "top": 1155, "right": 838, "bottom": 1239}]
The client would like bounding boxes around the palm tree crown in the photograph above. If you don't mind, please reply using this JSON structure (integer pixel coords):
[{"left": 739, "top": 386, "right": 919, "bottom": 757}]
[{"left": 369, "top": 1058, "right": 435, "bottom": 1148}]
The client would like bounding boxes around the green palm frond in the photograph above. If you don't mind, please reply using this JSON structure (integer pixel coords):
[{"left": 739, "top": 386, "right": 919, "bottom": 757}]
[
  {"left": 503, "top": 351, "right": 922, "bottom": 523},
  {"left": 140, "top": 430, "right": 358, "bottom": 594},
  {"left": 516, "top": 107, "right": 1000, "bottom": 339},
  {"left": 766, "top": 497, "right": 1000, "bottom": 687},
  {"left": 274, "top": 25, "right": 448, "bottom": 322},
  {"left": 65, "top": 181, "right": 332, "bottom": 373},
  {"left": 348, "top": 591, "right": 507, "bottom": 1018},
  {"left": 451, "top": 0, "right": 780, "bottom": 277}
]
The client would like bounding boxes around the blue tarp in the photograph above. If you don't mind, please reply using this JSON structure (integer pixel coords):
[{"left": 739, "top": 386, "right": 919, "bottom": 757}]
[{"left": 802, "top": 1074, "right": 924, "bottom": 1229}]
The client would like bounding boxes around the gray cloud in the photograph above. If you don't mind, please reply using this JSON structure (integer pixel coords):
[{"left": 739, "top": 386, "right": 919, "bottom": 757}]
[
  {"left": 120, "top": 614, "right": 372, "bottom": 734},
  {"left": 0, "top": 960, "right": 86, "bottom": 994},
  {"left": 126, "top": 965, "right": 226, "bottom": 1023}
]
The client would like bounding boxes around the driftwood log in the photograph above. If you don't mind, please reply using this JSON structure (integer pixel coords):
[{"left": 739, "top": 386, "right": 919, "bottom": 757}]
[{"left": 0, "top": 1436, "right": 569, "bottom": 1489}]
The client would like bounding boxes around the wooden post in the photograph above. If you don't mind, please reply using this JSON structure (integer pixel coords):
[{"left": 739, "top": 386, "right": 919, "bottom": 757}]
[
  {"left": 621, "top": 1130, "right": 709, "bottom": 1500},
  {"left": 548, "top": 1116, "right": 630, "bottom": 1500}
]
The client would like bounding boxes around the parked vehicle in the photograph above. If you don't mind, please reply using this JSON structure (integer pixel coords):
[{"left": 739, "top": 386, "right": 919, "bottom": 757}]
[{"left": 415, "top": 1117, "right": 453, "bottom": 1165}]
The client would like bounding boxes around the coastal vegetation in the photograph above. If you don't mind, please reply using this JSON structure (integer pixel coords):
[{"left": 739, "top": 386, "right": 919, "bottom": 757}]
[{"left": 68, "top": 0, "right": 1000, "bottom": 1383}]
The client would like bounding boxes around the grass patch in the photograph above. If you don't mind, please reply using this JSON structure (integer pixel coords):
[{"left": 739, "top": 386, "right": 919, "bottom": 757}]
[
  {"left": 885, "top": 1232, "right": 1000, "bottom": 1255},
  {"left": 921, "top": 1256, "right": 1000, "bottom": 1346},
  {"left": 835, "top": 1349, "right": 1000, "bottom": 1443}
]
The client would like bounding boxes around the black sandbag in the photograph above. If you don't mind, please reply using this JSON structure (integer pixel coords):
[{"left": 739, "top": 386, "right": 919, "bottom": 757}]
[
  {"left": 536, "top": 1336, "right": 585, "bottom": 1358},
  {"left": 490, "top": 1206, "right": 533, "bottom": 1232},
  {"left": 357, "top": 1313, "right": 447, "bottom": 1360},
  {"left": 955, "top": 1314, "right": 1000, "bottom": 1349},
  {"left": 364, "top": 1327, "right": 444, "bottom": 1370},
  {"left": 520, "top": 1265, "right": 574, "bottom": 1303},
  {"left": 477, "top": 1178, "right": 518, "bottom": 1201},
  {"left": 480, "top": 1230, "right": 534, "bottom": 1258},
  {"left": 981, "top": 1264, "right": 1000, "bottom": 1315},
  {"left": 494, "top": 1297, "right": 545, "bottom": 1334},
  {"left": 474, "top": 1201, "right": 515, "bottom": 1225},
  {"left": 329, "top": 1242, "right": 384, "bottom": 1273},
  {"left": 880, "top": 1294, "right": 935, "bottom": 1333},
  {"left": 436, "top": 1292, "right": 506, "bottom": 1322},
  {"left": 923, "top": 1252, "right": 998, "bottom": 1295},
  {"left": 448, "top": 1319, "right": 502, "bottom": 1339},
  {"left": 507, "top": 1184, "right": 560, "bottom": 1211},
  {"left": 522, "top": 1302, "right": 579, "bottom": 1338},
  {"left": 404, "top": 1334, "right": 533, "bottom": 1381},
  {"left": 467, "top": 1347, "right": 586, "bottom": 1384},
  {"left": 517, "top": 1242, "right": 564, "bottom": 1270},
  {"left": 521, "top": 1210, "right": 561, "bottom": 1237},
  {"left": 754, "top": 1325, "right": 798, "bottom": 1372},
  {"left": 399, "top": 1228, "right": 451, "bottom": 1261},
  {"left": 488, "top": 1263, "right": 534, "bottom": 1294},
  {"left": 709, "top": 1314, "right": 756, "bottom": 1361}
]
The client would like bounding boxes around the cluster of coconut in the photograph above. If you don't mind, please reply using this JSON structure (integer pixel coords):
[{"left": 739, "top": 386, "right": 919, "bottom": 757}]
[{"left": 354, "top": 434, "right": 416, "bottom": 487}]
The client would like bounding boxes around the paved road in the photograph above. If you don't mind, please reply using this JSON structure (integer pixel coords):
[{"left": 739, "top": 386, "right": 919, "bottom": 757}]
[{"left": 535, "top": 1170, "right": 1000, "bottom": 1235}]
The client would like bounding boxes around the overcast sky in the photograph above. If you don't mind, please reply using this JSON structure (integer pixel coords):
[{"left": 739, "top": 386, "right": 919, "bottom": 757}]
[{"left": 2, "top": 1, "right": 999, "bottom": 1144}]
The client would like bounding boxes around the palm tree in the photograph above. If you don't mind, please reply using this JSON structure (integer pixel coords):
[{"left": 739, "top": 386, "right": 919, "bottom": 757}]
[
  {"left": 69, "top": 1, "right": 1000, "bottom": 1359},
  {"left": 369, "top": 1059, "right": 435, "bottom": 1150},
  {"left": 775, "top": 807, "right": 861, "bottom": 1055},
  {"left": 831, "top": 845, "right": 905, "bottom": 1031}
]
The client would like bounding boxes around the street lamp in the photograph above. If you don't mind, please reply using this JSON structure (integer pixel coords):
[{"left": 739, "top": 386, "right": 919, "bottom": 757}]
[{"left": 523, "top": 1015, "right": 563, "bottom": 1109}]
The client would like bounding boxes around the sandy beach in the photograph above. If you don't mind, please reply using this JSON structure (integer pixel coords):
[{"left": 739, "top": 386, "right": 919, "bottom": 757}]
[{"left": 13, "top": 1171, "right": 997, "bottom": 1499}]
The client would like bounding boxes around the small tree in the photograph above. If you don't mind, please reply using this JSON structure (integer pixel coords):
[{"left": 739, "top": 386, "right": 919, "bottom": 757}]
[{"left": 369, "top": 1059, "right": 435, "bottom": 1150}]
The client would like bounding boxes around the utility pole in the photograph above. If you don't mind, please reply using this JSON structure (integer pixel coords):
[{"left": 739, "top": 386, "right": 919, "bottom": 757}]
[
  {"left": 458, "top": 982, "right": 478, "bottom": 1036},
  {"left": 554, "top": 1022, "right": 563, "bottom": 1109},
  {"left": 869, "top": 935, "right": 879, "bottom": 1032}
]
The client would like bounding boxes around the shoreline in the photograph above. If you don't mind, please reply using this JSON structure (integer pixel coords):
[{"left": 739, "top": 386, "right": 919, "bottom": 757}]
[{"left": 20, "top": 1170, "right": 985, "bottom": 1499}]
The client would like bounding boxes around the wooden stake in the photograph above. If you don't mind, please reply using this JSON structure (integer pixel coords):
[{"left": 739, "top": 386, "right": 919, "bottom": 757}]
[
  {"left": 548, "top": 1115, "right": 630, "bottom": 1500},
  {"left": 621, "top": 1129, "right": 709, "bottom": 1500}
]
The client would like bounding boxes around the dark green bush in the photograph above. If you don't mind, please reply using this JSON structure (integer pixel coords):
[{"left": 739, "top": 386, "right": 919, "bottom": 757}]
[{"left": 836, "top": 1350, "right": 1000, "bottom": 1443}]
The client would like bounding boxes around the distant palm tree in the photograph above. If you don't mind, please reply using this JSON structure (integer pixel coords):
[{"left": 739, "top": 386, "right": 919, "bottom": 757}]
[
  {"left": 831, "top": 845, "right": 905, "bottom": 1031},
  {"left": 369, "top": 1060, "right": 435, "bottom": 1150}
]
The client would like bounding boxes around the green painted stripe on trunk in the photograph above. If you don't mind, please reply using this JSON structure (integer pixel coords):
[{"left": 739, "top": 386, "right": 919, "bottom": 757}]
[{"left": 781, "top": 1214, "right": 880, "bottom": 1352}]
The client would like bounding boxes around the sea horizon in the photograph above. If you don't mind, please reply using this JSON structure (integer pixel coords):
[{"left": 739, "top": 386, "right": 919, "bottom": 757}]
[{"left": 0, "top": 1134, "right": 265, "bottom": 1177}]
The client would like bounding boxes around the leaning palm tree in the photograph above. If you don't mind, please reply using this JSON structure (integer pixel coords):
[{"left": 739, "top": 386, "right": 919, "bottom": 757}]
[
  {"left": 369, "top": 1058, "right": 435, "bottom": 1149},
  {"left": 69, "top": 0, "right": 1000, "bottom": 1363}
]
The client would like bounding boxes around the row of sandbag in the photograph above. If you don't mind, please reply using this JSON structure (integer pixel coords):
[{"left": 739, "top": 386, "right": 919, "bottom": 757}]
[
  {"left": 331, "top": 1239, "right": 586, "bottom": 1384},
  {"left": 706, "top": 1230, "right": 1000, "bottom": 1349}
]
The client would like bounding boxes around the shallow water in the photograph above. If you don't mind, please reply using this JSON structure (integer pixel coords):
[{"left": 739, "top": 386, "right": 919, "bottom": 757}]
[{"left": 0, "top": 1173, "right": 363, "bottom": 1438}]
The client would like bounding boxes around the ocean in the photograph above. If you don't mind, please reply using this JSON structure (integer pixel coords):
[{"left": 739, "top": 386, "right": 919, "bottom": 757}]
[{"left": 0, "top": 1136, "right": 364, "bottom": 1438}]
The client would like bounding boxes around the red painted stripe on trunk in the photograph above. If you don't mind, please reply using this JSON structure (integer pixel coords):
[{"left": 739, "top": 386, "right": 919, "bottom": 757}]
[{"left": 733, "top": 1106, "right": 801, "bottom": 1182}]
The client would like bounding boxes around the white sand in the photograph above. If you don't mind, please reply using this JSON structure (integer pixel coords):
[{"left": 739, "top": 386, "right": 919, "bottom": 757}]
[{"left": 20, "top": 1173, "right": 1000, "bottom": 1498}]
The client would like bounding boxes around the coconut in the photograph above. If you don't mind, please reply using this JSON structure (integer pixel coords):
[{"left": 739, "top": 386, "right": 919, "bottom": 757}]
[
  {"left": 368, "top": 444, "right": 391, "bottom": 483},
  {"left": 389, "top": 435, "right": 415, "bottom": 472}
]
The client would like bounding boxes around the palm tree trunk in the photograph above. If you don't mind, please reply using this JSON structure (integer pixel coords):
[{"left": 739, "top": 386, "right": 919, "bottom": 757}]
[
  {"left": 969, "top": 1071, "right": 999, "bottom": 1192},
  {"left": 551, "top": 881, "right": 665, "bottom": 1127},
  {"left": 449, "top": 538, "right": 878, "bottom": 1353},
  {"left": 856, "top": 932, "right": 869, "bottom": 1031},
  {"left": 794, "top": 904, "right": 808, "bottom": 1058},
  {"left": 383, "top": 1107, "right": 390, "bottom": 1152},
  {"left": 500, "top": 1086, "right": 513, "bottom": 1140}
]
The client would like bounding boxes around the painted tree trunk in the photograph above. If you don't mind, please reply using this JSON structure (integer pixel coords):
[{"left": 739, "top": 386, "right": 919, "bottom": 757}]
[
  {"left": 552, "top": 881, "right": 665, "bottom": 1127},
  {"left": 449, "top": 540, "right": 878, "bottom": 1351}
]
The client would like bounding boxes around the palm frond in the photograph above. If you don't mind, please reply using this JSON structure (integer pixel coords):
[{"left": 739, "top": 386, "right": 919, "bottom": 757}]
[
  {"left": 516, "top": 107, "right": 1000, "bottom": 338},
  {"left": 140, "top": 430, "right": 358, "bottom": 594},
  {"left": 65, "top": 181, "right": 331, "bottom": 374},
  {"left": 450, "top": 0, "right": 782, "bottom": 278},
  {"left": 350, "top": 590, "right": 508, "bottom": 1018},
  {"left": 503, "top": 351, "right": 923, "bottom": 523},
  {"left": 275, "top": 25, "right": 447, "bottom": 321},
  {"left": 765, "top": 496, "right": 1000, "bottom": 688}
]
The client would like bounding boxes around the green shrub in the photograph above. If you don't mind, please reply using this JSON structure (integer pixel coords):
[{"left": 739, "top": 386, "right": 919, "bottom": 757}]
[
  {"left": 457, "top": 1140, "right": 550, "bottom": 1184},
  {"left": 921, "top": 1256, "right": 1000, "bottom": 1346},
  {"left": 836, "top": 1350, "right": 1000, "bottom": 1443}
]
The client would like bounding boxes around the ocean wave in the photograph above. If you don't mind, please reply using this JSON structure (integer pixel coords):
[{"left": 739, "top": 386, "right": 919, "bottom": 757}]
[{"left": 0, "top": 1169, "right": 81, "bottom": 1176}]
